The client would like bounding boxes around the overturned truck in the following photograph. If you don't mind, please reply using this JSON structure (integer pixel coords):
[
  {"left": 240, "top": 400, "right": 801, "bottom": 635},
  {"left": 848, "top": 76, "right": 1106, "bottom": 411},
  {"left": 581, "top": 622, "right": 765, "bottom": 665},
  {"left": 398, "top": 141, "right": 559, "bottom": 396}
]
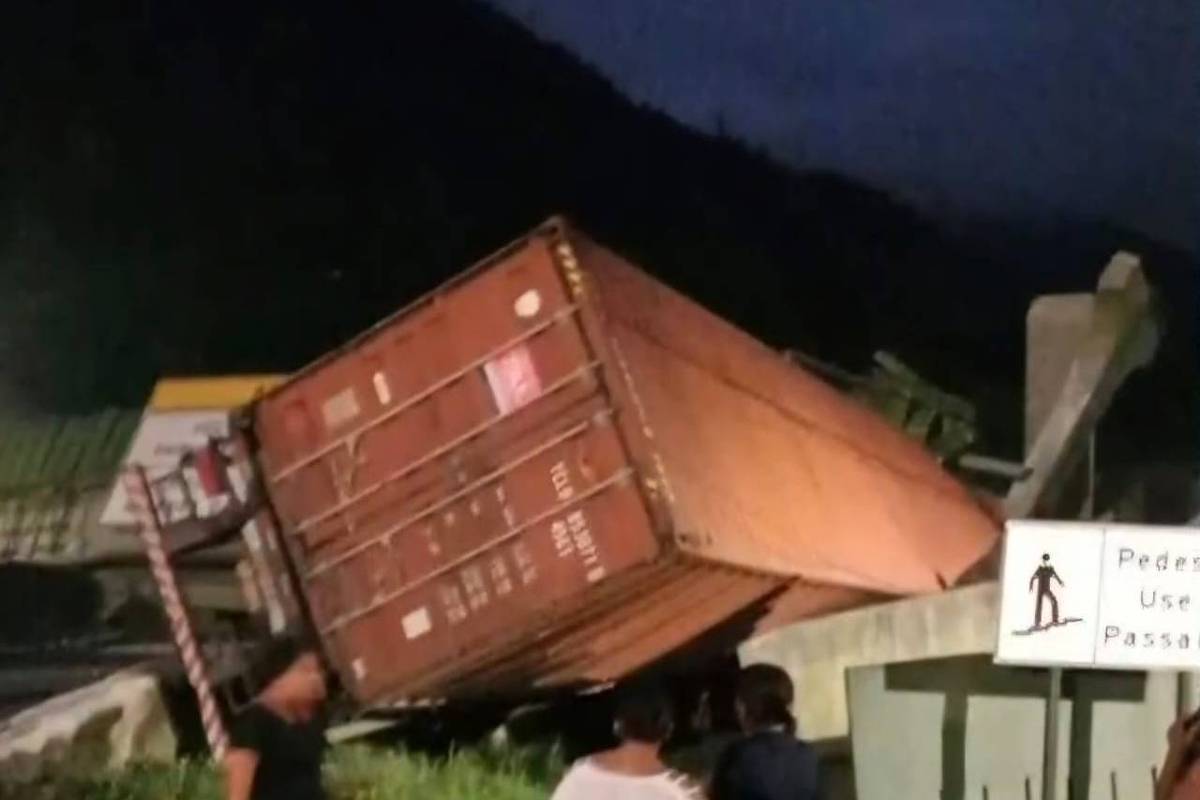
[{"left": 128, "top": 218, "right": 1000, "bottom": 735}]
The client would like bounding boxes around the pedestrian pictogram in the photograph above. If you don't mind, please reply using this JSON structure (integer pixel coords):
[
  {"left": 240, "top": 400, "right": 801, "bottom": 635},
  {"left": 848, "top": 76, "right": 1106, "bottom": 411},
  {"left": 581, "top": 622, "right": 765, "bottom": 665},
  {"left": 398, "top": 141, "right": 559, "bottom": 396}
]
[{"left": 1011, "top": 551, "right": 1083, "bottom": 636}]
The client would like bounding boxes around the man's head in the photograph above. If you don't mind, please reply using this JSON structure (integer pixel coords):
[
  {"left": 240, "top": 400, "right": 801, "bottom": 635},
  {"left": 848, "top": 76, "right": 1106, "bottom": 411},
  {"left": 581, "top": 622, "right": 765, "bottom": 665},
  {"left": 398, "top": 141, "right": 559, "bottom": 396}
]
[
  {"left": 735, "top": 663, "right": 796, "bottom": 735},
  {"left": 612, "top": 681, "right": 675, "bottom": 745},
  {"left": 1042, "top": 553, "right": 1051, "bottom": 563},
  {"left": 253, "top": 634, "right": 328, "bottom": 706}
]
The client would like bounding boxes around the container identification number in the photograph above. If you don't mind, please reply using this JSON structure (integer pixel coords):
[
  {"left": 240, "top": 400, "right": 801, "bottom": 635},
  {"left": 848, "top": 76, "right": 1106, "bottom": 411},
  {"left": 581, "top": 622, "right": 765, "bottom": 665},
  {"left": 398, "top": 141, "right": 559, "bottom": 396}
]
[{"left": 548, "top": 460, "right": 607, "bottom": 583}]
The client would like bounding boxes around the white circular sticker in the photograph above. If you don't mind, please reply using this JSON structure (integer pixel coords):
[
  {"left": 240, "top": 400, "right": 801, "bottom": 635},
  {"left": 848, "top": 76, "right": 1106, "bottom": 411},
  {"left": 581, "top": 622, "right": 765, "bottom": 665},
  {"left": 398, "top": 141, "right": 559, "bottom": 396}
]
[{"left": 514, "top": 289, "right": 542, "bottom": 319}]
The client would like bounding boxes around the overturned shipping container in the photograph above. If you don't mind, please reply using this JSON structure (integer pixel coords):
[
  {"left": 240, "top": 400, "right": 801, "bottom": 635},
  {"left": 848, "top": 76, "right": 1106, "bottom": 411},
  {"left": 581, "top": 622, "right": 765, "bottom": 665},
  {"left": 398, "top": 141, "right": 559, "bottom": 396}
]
[{"left": 244, "top": 218, "right": 999, "bottom": 707}]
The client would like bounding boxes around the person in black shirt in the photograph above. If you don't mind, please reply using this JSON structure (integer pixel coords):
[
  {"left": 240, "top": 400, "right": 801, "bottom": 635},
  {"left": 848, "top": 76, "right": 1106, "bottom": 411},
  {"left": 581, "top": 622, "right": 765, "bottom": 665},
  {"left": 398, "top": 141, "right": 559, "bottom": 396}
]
[
  {"left": 712, "top": 663, "right": 819, "bottom": 800},
  {"left": 225, "top": 636, "right": 330, "bottom": 800}
]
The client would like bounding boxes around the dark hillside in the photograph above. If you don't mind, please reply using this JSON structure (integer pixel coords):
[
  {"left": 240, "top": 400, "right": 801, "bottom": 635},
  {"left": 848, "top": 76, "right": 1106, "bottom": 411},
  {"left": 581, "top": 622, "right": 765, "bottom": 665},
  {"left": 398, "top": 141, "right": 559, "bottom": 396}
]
[{"left": 0, "top": 0, "right": 1193, "bottom": 463}]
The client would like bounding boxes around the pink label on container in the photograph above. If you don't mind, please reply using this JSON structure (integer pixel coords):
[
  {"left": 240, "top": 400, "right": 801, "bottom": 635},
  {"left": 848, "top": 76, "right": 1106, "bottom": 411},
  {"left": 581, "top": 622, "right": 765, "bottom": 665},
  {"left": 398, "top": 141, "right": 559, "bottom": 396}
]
[{"left": 483, "top": 344, "right": 543, "bottom": 414}]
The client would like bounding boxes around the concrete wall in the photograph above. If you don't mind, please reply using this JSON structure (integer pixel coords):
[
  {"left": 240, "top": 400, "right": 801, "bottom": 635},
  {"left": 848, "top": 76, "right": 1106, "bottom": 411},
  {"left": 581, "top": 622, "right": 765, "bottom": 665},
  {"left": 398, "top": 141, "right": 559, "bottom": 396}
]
[
  {"left": 0, "top": 668, "right": 177, "bottom": 782},
  {"left": 739, "top": 581, "right": 1196, "bottom": 798},
  {"left": 739, "top": 583, "right": 1000, "bottom": 741},
  {"left": 848, "top": 656, "right": 1186, "bottom": 800}
]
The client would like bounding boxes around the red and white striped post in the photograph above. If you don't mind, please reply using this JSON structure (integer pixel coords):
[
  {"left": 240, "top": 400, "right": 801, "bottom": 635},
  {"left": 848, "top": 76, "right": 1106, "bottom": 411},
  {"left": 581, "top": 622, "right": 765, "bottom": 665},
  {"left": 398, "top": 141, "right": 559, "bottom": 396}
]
[{"left": 123, "top": 465, "right": 229, "bottom": 759}]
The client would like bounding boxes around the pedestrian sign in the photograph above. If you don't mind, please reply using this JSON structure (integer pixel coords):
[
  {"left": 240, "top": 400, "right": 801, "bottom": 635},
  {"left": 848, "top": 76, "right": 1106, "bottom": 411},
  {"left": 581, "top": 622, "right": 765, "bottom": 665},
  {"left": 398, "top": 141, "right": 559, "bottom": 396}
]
[{"left": 996, "top": 520, "right": 1200, "bottom": 670}]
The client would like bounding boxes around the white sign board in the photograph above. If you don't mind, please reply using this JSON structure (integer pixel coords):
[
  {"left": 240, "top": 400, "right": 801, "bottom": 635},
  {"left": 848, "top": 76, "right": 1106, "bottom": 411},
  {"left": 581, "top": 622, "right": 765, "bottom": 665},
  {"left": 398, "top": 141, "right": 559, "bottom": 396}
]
[
  {"left": 996, "top": 520, "right": 1200, "bottom": 670},
  {"left": 100, "top": 411, "right": 232, "bottom": 527}
]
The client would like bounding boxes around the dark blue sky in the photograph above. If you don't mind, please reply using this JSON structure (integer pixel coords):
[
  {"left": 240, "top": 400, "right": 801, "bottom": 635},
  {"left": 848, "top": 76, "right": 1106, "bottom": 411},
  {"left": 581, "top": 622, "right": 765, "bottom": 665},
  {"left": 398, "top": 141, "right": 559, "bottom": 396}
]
[{"left": 491, "top": 0, "right": 1198, "bottom": 250}]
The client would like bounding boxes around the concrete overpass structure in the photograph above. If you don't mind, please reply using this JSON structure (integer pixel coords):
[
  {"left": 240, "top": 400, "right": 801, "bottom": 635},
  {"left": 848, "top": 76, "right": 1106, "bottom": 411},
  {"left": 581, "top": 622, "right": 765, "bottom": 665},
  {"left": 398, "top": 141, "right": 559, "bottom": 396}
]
[{"left": 740, "top": 252, "right": 1186, "bottom": 799}]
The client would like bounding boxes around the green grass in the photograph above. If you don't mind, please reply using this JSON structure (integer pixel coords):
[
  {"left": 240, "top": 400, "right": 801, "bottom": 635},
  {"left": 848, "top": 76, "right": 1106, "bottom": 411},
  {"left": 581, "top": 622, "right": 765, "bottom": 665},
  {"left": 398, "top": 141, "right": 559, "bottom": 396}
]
[{"left": 0, "top": 744, "right": 562, "bottom": 800}]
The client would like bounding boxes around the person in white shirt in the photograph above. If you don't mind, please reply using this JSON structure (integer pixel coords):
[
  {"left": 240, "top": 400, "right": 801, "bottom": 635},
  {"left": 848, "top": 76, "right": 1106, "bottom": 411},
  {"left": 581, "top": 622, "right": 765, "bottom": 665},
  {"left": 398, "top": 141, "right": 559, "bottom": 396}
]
[{"left": 551, "top": 682, "right": 705, "bottom": 800}]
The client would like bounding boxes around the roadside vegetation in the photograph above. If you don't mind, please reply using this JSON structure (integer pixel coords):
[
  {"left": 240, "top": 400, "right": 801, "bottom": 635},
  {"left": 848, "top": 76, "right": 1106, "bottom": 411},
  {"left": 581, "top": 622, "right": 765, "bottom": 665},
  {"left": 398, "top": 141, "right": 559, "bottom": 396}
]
[{"left": 0, "top": 744, "right": 562, "bottom": 800}]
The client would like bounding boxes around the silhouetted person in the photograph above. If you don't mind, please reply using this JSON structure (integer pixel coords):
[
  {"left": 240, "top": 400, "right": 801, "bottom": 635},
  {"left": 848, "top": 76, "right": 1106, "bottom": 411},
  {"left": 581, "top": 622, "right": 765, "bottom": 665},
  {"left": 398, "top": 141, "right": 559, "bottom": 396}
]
[
  {"left": 1029, "top": 553, "right": 1064, "bottom": 628},
  {"left": 665, "top": 656, "right": 742, "bottom": 787},
  {"left": 712, "top": 664, "right": 819, "bottom": 800},
  {"left": 224, "top": 636, "right": 330, "bottom": 800}
]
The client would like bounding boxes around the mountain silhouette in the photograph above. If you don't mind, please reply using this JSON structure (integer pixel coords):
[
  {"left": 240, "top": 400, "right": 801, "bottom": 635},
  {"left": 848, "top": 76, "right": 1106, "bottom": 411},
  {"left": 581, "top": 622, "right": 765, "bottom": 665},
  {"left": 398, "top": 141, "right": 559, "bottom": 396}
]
[{"left": 0, "top": 0, "right": 1193, "bottom": 476}]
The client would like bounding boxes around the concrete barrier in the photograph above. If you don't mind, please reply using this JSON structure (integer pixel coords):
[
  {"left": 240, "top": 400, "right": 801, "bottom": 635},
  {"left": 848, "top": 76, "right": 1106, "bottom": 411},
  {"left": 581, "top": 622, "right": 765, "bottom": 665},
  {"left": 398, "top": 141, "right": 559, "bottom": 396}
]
[
  {"left": 0, "top": 668, "right": 177, "bottom": 782},
  {"left": 739, "top": 582, "right": 1000, "bottom": 741}
]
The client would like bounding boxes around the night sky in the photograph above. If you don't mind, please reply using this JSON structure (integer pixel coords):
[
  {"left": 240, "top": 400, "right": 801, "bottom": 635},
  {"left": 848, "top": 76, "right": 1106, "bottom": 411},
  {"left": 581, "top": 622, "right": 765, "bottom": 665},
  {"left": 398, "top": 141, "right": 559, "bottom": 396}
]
[
  {"left": 491, "top": 0, "right": 1199, "bottom": 250},
  {"left": 0, "top": 0, "right": 1194, "bottom": 432}
]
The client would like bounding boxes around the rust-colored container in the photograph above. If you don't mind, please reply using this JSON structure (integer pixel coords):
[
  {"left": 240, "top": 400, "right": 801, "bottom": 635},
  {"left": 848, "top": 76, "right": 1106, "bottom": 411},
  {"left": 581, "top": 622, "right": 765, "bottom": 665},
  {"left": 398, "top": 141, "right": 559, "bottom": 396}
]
[{"left": 250, "top": 218, "right": 999, "bottom": 706}]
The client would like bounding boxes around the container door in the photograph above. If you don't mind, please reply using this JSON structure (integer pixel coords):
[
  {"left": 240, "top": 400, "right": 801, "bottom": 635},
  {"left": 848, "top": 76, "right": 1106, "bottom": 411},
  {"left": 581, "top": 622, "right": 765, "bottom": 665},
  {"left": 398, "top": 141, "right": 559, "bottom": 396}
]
[{"left": 253, "top": 237, "right": 659, "bottom": 703}]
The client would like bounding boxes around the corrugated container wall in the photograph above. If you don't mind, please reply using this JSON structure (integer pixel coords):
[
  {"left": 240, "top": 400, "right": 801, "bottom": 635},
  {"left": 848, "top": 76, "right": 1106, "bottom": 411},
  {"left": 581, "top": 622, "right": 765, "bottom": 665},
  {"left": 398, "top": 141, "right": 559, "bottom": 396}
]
[{"left": 250, "top": 219, "right": 999, "bottom": 706}]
